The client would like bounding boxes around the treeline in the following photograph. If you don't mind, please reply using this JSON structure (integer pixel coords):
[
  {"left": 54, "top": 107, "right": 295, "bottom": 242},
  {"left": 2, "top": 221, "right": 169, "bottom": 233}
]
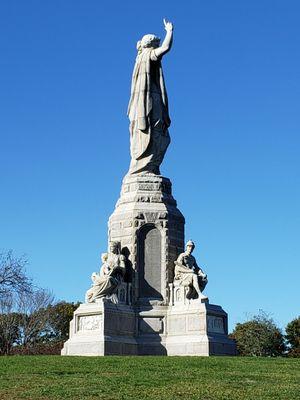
[
  {"left": 1, "top": 251, "right": 299, "bottom": 356},
  {"left": 0, "top": 251, "right": 79, "bottom": 355},
  {"left": 0, "top": 300, "right": 80, "bottom": 355}
]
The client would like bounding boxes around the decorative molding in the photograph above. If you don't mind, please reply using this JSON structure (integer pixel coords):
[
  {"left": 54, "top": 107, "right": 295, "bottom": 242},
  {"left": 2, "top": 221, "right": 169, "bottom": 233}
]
[{"left": 144, "top": 212, "right": 159, "bottom": 223}]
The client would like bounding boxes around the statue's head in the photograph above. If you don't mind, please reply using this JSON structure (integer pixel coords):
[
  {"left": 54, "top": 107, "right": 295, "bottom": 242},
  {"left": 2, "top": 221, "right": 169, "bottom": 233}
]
[
  {"left": 186, "top": 240, "right": 195, "bottom": 255},
  {"left": 109, "top": 241, "right": 120, "bottom": 255},
  {"left": 137, "top": 34, "right": 160, "bottom": 53}
]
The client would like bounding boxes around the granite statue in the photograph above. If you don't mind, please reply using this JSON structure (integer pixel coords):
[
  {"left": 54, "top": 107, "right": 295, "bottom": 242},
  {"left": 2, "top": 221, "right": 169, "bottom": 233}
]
[
  {"left": 174, "top": 240, "right": 208, "bottom": 300},
  {"left": 127, "top": 18, "right": 173, "bottom": 175},
  {"left": 85, "top": 242, "right": 126, "bottom": 303}
]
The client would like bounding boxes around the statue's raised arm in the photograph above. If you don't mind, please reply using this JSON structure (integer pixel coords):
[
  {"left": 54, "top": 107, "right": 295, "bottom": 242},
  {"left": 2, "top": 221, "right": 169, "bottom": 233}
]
[
  {"left": 127, "top": 19, "right": 174, "bottom": 175},
  {"left": 154, "top": 19, "right": 173, "bottom": 58}
]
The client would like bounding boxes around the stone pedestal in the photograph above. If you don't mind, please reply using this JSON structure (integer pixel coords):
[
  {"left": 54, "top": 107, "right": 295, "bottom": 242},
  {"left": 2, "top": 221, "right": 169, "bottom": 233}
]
[
  {"left": 61, "top": 300, "right": 136, "bottom": 356},
  {"left": 108, "top": 174, "right": 185, "bottom": 304},
  {"left": 166, "top": 300, "right": 236, "bottom": 356},
  {"left": 62, "top": 174, "right": 236, "bottom": 356}
]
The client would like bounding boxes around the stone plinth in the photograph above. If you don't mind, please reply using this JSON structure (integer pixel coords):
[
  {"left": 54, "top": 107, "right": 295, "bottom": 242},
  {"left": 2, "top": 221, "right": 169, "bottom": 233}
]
[
  {"left": 166, "top": 301, "right": 236, "bottom": 356},
  {"left": 61, "top": 300, "right": 137, "bottom": 356}
]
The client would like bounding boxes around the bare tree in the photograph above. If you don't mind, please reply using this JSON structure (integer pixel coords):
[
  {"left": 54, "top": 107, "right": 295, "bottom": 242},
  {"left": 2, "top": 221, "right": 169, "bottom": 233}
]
[
  {"left": 0, "top": 251, "right": 32, "bottom": 296},
  {"left": 17, "top": 288, "right": 55, "bottom": 348},
  {"left": 0, "top": 251, "right": 55, "bottom": 354},
  {"left": 0, "top": 294, "right": 21, "bottom": 354}
]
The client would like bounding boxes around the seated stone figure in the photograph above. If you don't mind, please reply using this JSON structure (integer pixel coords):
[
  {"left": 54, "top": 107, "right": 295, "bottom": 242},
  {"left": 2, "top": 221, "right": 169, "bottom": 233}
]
[
  {"left": 174, "top": 240, "right": 208, "bottom": 300},
  {"left": 85, "top": 242, "right": 126, "bottom": 303}
]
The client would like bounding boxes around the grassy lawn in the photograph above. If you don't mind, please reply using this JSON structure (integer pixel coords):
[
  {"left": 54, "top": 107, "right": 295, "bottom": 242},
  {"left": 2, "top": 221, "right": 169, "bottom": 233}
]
[{"left": 0, "top": 356, "right": 299, "bottom": 400}]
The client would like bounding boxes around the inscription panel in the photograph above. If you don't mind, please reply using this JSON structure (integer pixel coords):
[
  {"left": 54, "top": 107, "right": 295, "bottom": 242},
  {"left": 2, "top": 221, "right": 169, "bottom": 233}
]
[
  {"left": 207, "top": 316, "right": 225, "bottom": 334},
  {"left": 168, "top": 315, "right": 186, "bottom": 334},
  {"left": 138, "top": 225, "right": 162, "bottom": 300},
  {"left": 78, "top": 315, "right": 102, "bottom": 331},
  {"left": 188, "top": 315, "right": 206, "bottom": 332}
]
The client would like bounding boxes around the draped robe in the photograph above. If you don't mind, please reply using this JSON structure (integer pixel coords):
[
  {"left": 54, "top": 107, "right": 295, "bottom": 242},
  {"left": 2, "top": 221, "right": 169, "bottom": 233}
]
[
  {"left": 127, "top": 48, "right": 171, "bottom": 175},
  {"left": 85, "top": 253, "right": 126, "bottom": 302}
]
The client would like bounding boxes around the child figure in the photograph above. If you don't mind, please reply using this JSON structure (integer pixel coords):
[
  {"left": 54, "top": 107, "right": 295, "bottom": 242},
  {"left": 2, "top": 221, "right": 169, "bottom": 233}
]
[{"left": 99, "top": 252, "right": 110, "bottom": 277}]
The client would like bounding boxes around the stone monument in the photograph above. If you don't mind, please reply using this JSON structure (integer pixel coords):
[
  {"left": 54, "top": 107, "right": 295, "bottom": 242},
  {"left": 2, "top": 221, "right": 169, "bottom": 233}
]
[{"left": 61, "top": 19, "right": 236, "bottom": 356}]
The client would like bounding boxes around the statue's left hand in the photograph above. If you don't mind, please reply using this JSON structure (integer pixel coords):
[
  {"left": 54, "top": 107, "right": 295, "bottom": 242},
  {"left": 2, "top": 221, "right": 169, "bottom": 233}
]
[{"left": 163, "top": 18, "right": 173, "bottom": 32}]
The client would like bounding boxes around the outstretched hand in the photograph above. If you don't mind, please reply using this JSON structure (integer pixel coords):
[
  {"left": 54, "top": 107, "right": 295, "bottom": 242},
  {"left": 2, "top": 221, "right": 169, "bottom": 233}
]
[{"left": 163, "top": 18, "right": 173, "bottom": 32}]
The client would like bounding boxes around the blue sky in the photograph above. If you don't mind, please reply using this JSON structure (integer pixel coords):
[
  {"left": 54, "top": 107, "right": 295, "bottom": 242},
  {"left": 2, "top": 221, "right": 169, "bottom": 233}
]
[{"left": 0, "top": 0, "right": 299, "bottom": 331}]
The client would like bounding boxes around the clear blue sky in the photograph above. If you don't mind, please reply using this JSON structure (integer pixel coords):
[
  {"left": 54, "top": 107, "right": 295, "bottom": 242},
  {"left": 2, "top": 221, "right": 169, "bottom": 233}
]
[{"left": 1, "top": 1, "right": 299, "bottom": 331}]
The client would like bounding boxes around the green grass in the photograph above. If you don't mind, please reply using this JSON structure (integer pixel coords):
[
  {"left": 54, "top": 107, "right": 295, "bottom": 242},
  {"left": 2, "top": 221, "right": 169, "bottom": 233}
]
[{"left": 0, "top": 356, "right": 299, "bottom": 400}]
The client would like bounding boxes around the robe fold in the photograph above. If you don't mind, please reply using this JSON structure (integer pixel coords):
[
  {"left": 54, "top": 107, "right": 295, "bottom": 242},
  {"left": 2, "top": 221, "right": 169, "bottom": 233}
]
[{"left": 127, "top": 48, "right": 171, "bottom": 174}]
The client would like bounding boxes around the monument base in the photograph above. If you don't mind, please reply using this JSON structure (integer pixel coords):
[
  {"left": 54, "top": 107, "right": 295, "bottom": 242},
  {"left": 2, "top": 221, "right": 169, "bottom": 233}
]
[
  {"left": 61, "top": 175, "right": 236, "bottom": 357},
  {"left": 61, "top": 298, "right": 236, "bottom": 356}
]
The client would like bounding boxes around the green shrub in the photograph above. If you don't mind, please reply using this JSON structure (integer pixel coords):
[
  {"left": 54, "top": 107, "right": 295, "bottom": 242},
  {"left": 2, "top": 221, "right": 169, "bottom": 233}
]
[
  {"left": 230, "top": 311, "right": 285, "bottom": 356},
  {"left": 285, "top": 316, "right": 300, "bottom": 357}
]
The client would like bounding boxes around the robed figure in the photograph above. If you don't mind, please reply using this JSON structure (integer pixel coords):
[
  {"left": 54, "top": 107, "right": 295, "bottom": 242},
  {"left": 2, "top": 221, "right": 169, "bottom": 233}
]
[
  {"left": 127, "top": 19, "right": 173, "bottom": 175},
  {"left": 85, "top": 242, "right": 126, "bottom": 303}
]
